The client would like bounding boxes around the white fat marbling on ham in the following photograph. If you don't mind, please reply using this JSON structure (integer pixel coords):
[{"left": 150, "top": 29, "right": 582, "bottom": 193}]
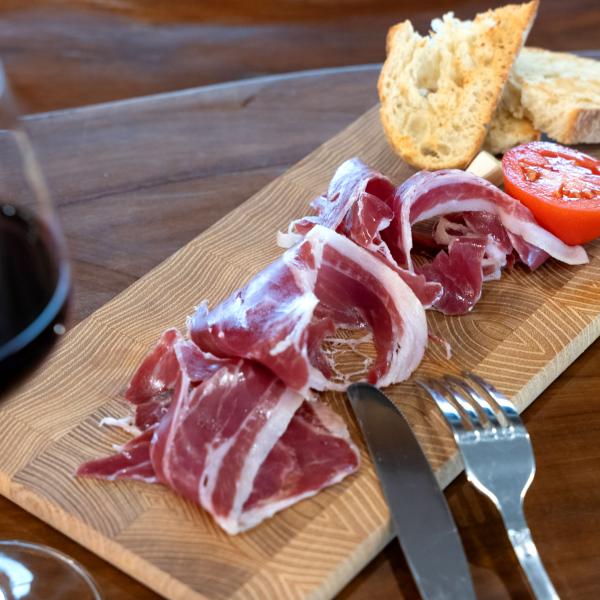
[
  {"left": 392, "top": 169, "right": 587, "bottom": 270},
  {"left": 433, "top": 216, "right": 508, "bottom": 282},
  {"left": 190, "top": 225, "right": 428, "bottom": 393},
  {"left": 277, "top": 158, "right": 442, "bottom": 308},
  {"left": 77, "top": 334, "right": 359, "bottom": 535},
  {"left": 277, "top": 228, "right": 303, "bottom": 248},
  {"left": 237, "top": 400, "right": 359, "bottom": 531},
  {"left": 383, "top": 169, "right": 588, "bottom": 314},
  {"left": 99, "top": 415, "right": 142, "bottom": 437},
  {"left": 282, "top": 158, "right": 395, "bottom": 239}
]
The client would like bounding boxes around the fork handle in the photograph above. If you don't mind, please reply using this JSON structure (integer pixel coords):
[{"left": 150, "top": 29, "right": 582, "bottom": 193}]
[{"left": 499, "top": 501, "right": 559, "bottom": 600}]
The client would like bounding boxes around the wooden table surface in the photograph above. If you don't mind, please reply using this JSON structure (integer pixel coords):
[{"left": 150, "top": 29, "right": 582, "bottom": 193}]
[
  {"left": 2, "top": 1, "right": 600, "bottom": 598},
  {"left": 0, "top": 0, "right": 599, "bottom": 113}
]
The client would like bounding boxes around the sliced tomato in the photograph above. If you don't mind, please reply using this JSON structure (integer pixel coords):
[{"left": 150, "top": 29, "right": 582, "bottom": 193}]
[{"left": 502, "top": 141, "right": 600, "bottom": 245}]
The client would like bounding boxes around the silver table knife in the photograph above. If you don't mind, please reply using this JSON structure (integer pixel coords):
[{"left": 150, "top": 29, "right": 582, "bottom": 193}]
[{"left": 347, "top": 382, "right": 476, "bottom": 600}]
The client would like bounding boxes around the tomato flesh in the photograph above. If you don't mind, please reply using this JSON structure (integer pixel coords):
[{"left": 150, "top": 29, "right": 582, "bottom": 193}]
[{"left": 502, "top": 142, "right": 600, "bottom": 245}]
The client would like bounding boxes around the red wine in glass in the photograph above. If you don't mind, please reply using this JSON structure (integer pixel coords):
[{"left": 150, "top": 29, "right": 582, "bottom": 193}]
[{"left": 0, "top": 202, "right": 70, "bottom": 390}]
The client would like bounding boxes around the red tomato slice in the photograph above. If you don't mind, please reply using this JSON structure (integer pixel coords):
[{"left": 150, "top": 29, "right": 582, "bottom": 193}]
[{"left": 502, "top": 141, "right": 600, "bottom": 245}]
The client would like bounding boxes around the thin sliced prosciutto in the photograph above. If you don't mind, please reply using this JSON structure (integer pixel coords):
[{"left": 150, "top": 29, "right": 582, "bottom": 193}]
[
  {"left": 389, "top": 169, "right": 588, "bottom": 269},
  {"left": 278, "top": 158, "right": 442, "bottom": 308},
  {"left": 78, "top": 333, "right": 359, "bottom": 535},
  {"left": 78, "top": 221, "right": 423, "bottom": 535},
  {"left": 121, "top": 328, "right": 234, "bottom": 430},
  {"left": 383, "top": 169, "right": 588, "bottom": 314},
  {"left": 77, "top": 429, "right": 157, "bottom": 483},
  {"left": 240, "top": 400, "right": 360, "bottom": 529},
  {"left": 77, "top": 333, "right": 237, "bottom": 484},
  {"left": 417, "top": 237, "right": 487, "bottom": 316},
  {"left": 279, "top": 158, "right": 395, "bottom": 246},
  {"left": 190, "top": 224, "right": 428, "bottom": 394}
]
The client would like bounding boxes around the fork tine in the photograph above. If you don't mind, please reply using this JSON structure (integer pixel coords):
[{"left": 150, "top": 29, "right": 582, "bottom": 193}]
[
  {"left": 444, "top": 374, "right": 502, "bottom": 428},
  {"left": 415, "top": 378, "right": 466, "bottom": 434},
  {"left": 464, "top": 371, "right": 522, "bottom": 426},
  {"left": 438, "top": 376, "right": 484, "bottom": 428}
]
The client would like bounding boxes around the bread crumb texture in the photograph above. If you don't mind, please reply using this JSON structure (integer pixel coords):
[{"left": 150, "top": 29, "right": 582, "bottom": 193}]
[{"left": 378, "top": 1, "right": 538, "bottom": 169}]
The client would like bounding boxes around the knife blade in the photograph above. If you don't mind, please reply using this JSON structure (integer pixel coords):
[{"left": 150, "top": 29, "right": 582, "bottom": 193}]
[{"left": 347, "top": 382, "right": 476, "bottom": 600}]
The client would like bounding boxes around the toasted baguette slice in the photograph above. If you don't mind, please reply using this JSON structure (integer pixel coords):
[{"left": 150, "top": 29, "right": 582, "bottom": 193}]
[
  {"left": 506, "top": 47, "right": 600, "bottom": 144},
  {"left": 484, "top": 103, "right": 540, "bottom": 154},
  {"left": 378, "top": 1, "right": 538, "bottom": 170}
]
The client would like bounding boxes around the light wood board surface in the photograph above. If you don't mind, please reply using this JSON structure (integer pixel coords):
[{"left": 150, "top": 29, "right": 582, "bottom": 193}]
[{"left": 2, "top": 105, "right": 600, "bottom": 600}]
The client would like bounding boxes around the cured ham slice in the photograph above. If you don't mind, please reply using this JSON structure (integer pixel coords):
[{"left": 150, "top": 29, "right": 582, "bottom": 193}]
[
  {"left": 151, "top": 356, "right": 302, "bottom": 534},
  {"left": 77, "top": 334, "right": 236, "bottom": 484},
  {"left": 279, "top": 158, "right": 442, "bottom": 307},
  {"left": 80, "top": 219, "right": 423, "bottom": 535},
  {"left": 281, "top": 158, "right": 395, "bottom": 243},
  {"left": 190, "top": 224, "right": 428, "bottom": 393},
  {"left": 384, "top": 169, "right": 588, "bottom": 314},
  {"left": 80, "top": 159, "right": 589, "bottom": 536},
  {"left": 433, "top": 214, "right": 511, "bottom": 281},
  {"left": 388, "top": 169, "right": 588, "bottom": 270},
  {"left": 124, "top": 328, "right": 182, "bottom": 406},
  {"left": 240, "top": 400, "right": 359, "bottom": 530},
  {"left": 77, "top": 429, "right": 156, "bottom": 483},
  {"left": 123, "top": 328, "right": 234, "bottom": 430},
  {"left": 279, "top": 161, "right": 587, "bottom": 317},
  {"left": 417, "top": 237, "right": 487, "bottom": 316},
  {"left": 152, "top": 351, "right": 358, "bottom": 534},
  {"left": 77, "top": 333, "right": 359, "bottom": 535}
]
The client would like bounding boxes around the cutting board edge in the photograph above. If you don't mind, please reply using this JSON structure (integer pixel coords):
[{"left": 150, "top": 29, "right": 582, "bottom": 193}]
[
  {"left": 42, "top": 106, "right": 383, "bottom": 355},
  {"left": 5, "top": 263, "right": 600, "bottom": 600},
  {"left": 1, "top": 474, "right": 207, "bottom": 600},
  {"left": 513, "top": 313, "right": 600, "bottom": 414}
]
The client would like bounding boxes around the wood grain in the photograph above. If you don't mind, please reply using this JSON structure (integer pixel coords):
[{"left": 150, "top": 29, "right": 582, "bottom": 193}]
[
  {"left": 1, "top": 0, "right": 598, "bottom": 113},
  {"left": 2, "top": 95, "right": 600, "bottom": 599},
  {"left": 28, "top": 66, "right": 379, "bottom": 324}
]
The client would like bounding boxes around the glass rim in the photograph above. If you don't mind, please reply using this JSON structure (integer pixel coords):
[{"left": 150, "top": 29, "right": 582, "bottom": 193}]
[{"left": 0, "top": 539, "right": 102, "bottom": 599}]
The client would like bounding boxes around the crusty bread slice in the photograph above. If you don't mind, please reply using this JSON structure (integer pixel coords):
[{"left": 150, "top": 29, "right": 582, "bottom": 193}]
[
  {"left": 484, "top": 102, "right": 540, "bottom": 154},
  {"left": 378, "top": 1, "right": 538, "bottom": 170},
  {"left": 505, "top": 47, "right": 600, "bottom": 144}
]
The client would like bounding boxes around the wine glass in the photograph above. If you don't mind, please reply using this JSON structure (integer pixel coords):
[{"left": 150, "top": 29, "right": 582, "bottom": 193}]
[
  {"left": 0, "top": 67, "right": 70, "bottom": 390},
  {"left": 0, "top": 65, "right": 102, "bottom": 599}
]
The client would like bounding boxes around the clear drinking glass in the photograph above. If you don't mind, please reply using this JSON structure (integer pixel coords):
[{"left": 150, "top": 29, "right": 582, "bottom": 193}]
[
  {"left": 0, "top": 542, "right": 101, "bottom": 600},
  {"left": 0, "top": 65, "right": 101, "bottom": 599}
]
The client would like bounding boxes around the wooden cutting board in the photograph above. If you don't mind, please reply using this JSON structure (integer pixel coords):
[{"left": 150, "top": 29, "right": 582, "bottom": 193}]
[{"left": 2, "top": 105, "right": 600, "bottom": 600}]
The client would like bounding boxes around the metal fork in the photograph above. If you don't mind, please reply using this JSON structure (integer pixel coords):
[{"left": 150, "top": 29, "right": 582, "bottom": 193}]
[{"left": 416, "top": 372, "right": 559, "bottom": 600}]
